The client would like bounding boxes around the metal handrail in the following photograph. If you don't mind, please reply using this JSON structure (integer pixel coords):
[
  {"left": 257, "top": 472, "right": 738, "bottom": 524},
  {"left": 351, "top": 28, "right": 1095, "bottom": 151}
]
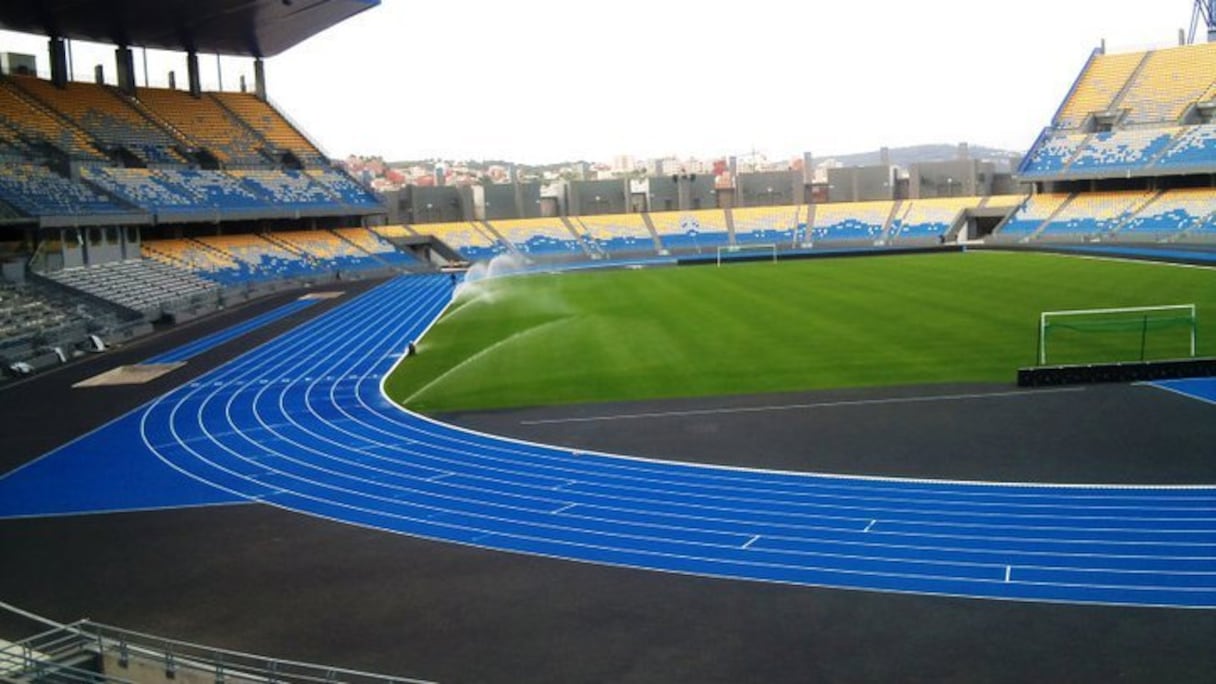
[{"left": 0, "top": 603, "right": 435, "bottom": 684}]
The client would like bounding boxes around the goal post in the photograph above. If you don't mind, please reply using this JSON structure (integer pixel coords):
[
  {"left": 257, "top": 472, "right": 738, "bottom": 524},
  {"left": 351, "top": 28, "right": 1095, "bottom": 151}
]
[
  {"left": 1038, "top": 304, "right": 1197, "bottom": 366},
  {"left": 716, "top": 243, "right": 777, "bottom": 266}
]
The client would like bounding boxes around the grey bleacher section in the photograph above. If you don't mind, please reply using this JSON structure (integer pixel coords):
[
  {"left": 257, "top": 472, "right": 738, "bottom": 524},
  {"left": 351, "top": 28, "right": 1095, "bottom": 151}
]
[
  {"left": 41, "top": 259, "right": 220, "bottom": 320},
  {"left": 0, "top": 279, "right": 148, "bottom": 374}
]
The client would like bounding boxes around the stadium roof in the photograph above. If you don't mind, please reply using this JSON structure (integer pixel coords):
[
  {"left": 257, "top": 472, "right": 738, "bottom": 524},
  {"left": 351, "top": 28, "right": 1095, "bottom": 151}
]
[{"left": 0, "top": 0, "right": 379, "bottom": 58}]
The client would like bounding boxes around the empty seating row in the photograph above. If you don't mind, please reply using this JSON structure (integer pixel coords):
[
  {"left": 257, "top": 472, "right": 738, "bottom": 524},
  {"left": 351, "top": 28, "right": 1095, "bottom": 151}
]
[
  {"left": 0, "top": 80, "right": 105, "bottom": 160},
  {"left": 14, "top": 76, "right": 186, "bottom": 165},
  {"left": 997, "top": 189, "right": 1216, "bottom": 242},
  {"left": 233, "top": 170, "right": 335, "bottom": 206},
  {"left": 212, "top": 93, "right": 328, "bottom": 165},
  {"left": 570, "top": 214, "right": 655, "bottom": 253},
  {"left": 78, "top": 166, "right": 381, "bottom": 215},
  {"left": 648, "top": 209, "right": 731, "bottom": 251},
  {"left": 1055, "top": 44, "right": 1216, "bottom": 130},
  {"left": 43, "top": 259, "right": 219, "bottom": 313},
  {"left": 0, "top": 163, "right": 128, "bottom": 216},
  {"left": 1023, "top": 43, "right": 1216, "bottom": 179},
  {"left": 270, "top": 229, "right": 390, "bottom": 271},
  {"left": 1035, "top": 191, "right": 1154, "bottom": 238},
  {"left": 149, "top": 230, "right": 417, "bottom": 285},
  {"left": 0, "top": 280, "right": 123, "bottom": 360},
  {"left": 811, "top": 201, "right": 892, "bottom": 243},
  {"left": 142, "top": 238, "right": 248, "bottom": 284},
  {"left": 332, "top": 227, "right": 419, "bottom": 266},
  {"left": 1070, "top": 128, "right": 1177, "bottom": 171},
  {"left": 134, "top": 87, "right": 268, "bottom": 166},
  {"left": 994, "top": 194, "right": 1072, "bottom": 239},
  {"left": 1055, "top": 51, "right": 1145, "bottom": 129},
  {"left": 1023, "top": 125, "right": 1216, "bottom": 176},
  {"left": 731, "top": 205, "right": 805, "bottom": 246},
  {"left": 1118, "top": 189, "right": 1216, "bottom": 239},
  {"left": 194, "top": 234, "right": 331, "bottom": 281},
  {"left": 890, "top": 198, "right": 973, "bottom": 242},
  {"left": 306, "top": 169, "right": 381, "bottom": 206},
  {"left": 1157, "top": 124, "right": 1216, "bottom": 169},
  {"left": 1, "top": 281, "right": 71, "bottom": 346},
  {"left": 490, "top": 218, "right": 584, "bottom": 255},
  {"left": 1117, "top": 42, "right": 1216, "bottom": 125},
  {"left": 415, "top": 222, "right": 504, "bottom": 260}
]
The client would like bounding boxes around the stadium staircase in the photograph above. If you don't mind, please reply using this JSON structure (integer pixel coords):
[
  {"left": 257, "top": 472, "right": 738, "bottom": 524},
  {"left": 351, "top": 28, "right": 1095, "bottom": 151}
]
[
  {"left": 109, "top": 89, "right": 199, "bottom": 162},
  {"left": 1024, "top": 194, "right": 1077, "bottom": 242},
  {"left": 563, "top": 216, "right": 606, "bottom": 259},
  {"left": 1094, "top": 50, "right": 1153, "bottom": 123},
  {"left": 329, "top": 228, "right": 393, "bottom": 269},
  {"left": 723, "top": 207, "right": 738, "bottom": 246},
  {"left": 879, "top": 200, "right": 905, "bottom": 245},
  {"left": 260, "top": 232, "right": 346, "bottom": 274},
  {"left": 1170, "top": 206, "right": 1216, "bottom": 242},
  {"left": 942, "top": 206, "right": 972, "bottom": 243},
  {"left": 1106, "top": 189, "right": 1167, "bottom": 238},
  {"left": 477, "top": 220, "right": 516, "bottom": 257},
  {"left": 640, "top": 212, "right": 664, "bottom": 253},
  {"left": 0, "top": 79, "right": 104, "bottom": 164},
  {"left": 804, "top": 202, "right": 817, "bottom": 244}
]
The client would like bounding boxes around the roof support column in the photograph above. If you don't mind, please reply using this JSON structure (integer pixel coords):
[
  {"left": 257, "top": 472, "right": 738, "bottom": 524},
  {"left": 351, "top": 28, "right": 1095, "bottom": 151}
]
[
  {"left": 115, "top": 45, "right": 136, "bottom": 95},
  {"left": 187, "top": 51, "right": 202, "bottom": 97},
  {"left": 254, "top": 57, "right": 267, "bottom": 100},
  {"left": 48, "top": 37, "right": 68, "bottom": 88}
]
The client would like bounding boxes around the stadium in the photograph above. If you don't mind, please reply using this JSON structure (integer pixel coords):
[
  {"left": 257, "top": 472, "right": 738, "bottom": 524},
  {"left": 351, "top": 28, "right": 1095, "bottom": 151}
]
[{"left": 1, "top": 1, "right": 1215, "bottom": 682}]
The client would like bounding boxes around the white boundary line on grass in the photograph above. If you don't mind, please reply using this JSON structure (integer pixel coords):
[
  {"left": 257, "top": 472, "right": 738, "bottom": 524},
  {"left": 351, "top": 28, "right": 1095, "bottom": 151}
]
[{"left": 517, "top": 387, "right": 1087, "bottom": 425}]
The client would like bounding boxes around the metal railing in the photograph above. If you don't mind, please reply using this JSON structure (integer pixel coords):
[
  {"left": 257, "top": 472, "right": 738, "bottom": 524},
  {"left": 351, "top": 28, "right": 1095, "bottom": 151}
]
[{"left": 1, "top": 603, "right": 435, "bottom": 684}]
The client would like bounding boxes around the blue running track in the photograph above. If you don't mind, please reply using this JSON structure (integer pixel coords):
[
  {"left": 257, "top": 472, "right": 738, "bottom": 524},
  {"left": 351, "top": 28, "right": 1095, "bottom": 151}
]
[
  {"left": 1, "top": 274, "right": 1214, "bottom": 608},
  {"left": 144, "top": 299, "right": 318, "bottom": 364}
]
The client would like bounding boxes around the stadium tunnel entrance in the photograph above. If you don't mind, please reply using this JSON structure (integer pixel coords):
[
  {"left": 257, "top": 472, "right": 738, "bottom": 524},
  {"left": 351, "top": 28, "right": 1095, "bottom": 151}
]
[{"left": 962, "top": 207, "right": 1014, "bottom": 240}]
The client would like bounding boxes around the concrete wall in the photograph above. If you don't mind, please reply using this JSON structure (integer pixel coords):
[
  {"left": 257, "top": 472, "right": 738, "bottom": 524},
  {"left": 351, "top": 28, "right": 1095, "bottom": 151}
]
[
  {"left": 649, "top": 175, "right": 679, "bottom": 212},
  {"left": 737, "top": 171, "right": 800, "bottom": 207},
  {"left": 647, "top": 175, "right": 715, "bottom": 212},
  {"left": 405, "top": 185, "right": 466, "bottom": 224},
  {"left": 909, "top": 160, "right": 981, "bottom": 198},
  {"left": 483, "top": 184, "right": 516, "bottom": 220},
  {"left": 570, "top": 179, "right": 628, "bottom": 215},
  {"left": 827, "top": 166, "right": 896, "bottom": 202},
  {"left": 479, "top": 183, "right": 543, "bottom": 220},
  {"left": 685, "top": 174, "right": 716, "bottom": 210}
]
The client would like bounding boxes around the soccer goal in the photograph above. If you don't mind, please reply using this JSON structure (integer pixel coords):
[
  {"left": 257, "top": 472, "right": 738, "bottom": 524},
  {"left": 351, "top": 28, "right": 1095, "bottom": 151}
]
[
  {"left": 1037, "top": 304, "right": 1197, "bottom": 366},
  {"left": 716, "top": 243, "right": 778, "bottom": 266}
]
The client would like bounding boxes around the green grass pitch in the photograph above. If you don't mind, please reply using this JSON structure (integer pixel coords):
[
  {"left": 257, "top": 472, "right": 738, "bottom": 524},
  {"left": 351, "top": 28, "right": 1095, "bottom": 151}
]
[{"left": 384, "top": 251, "right": 1216, "bottom": 413}]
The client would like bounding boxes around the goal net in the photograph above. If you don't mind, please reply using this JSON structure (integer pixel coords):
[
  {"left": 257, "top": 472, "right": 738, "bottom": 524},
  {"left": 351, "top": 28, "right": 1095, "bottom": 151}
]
[
  {"left": 716, "top": 243, "right": 777, "bottom": 266},
  {"left": 1037, "top": 304, "right": 1197, "bottom": 366}
]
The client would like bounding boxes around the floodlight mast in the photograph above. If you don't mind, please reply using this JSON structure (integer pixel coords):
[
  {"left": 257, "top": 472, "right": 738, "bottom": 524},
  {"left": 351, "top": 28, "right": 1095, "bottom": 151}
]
[{"left": 1189, "top": 0, "right": 1216, "bottom": 44}]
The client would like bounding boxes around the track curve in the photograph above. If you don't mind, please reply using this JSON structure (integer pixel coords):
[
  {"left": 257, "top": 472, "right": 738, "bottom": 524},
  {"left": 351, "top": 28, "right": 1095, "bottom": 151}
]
[{"left": 138, "top": 274, "right": 1216, "bottom": 608}]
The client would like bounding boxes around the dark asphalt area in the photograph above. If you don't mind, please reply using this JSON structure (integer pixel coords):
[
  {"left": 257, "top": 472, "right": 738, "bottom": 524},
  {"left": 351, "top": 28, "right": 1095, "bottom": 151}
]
[{"left": 2, "top": 275, "right": 1214, "bottom": 684}]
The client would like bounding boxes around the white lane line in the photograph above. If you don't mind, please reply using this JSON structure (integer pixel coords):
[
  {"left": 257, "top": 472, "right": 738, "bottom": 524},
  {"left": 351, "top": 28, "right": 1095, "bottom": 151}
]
[
  {"left": 742, "top": 535, "right": 761, "bottom": 550},
  {"left": 519, "top": 387, "right": 1087, "bottom": 425},
  {"left": 864, "top": 520, "right": 877, "bottom": 533},
  {"left": 137, "top": 275, "right": 1216, "bottom": 608}
]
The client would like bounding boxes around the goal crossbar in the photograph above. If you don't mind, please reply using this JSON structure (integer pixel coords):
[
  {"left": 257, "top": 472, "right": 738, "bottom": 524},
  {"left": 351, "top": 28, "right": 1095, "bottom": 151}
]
[{"left": 1038, "top": 304, "right": 1196, "bottom": 365}]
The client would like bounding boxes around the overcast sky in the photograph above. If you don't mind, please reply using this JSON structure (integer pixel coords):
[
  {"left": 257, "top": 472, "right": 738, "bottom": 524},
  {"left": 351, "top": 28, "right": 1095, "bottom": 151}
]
[{"left": 0, "top": 0, "right": 1204, "bottom": 164}]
